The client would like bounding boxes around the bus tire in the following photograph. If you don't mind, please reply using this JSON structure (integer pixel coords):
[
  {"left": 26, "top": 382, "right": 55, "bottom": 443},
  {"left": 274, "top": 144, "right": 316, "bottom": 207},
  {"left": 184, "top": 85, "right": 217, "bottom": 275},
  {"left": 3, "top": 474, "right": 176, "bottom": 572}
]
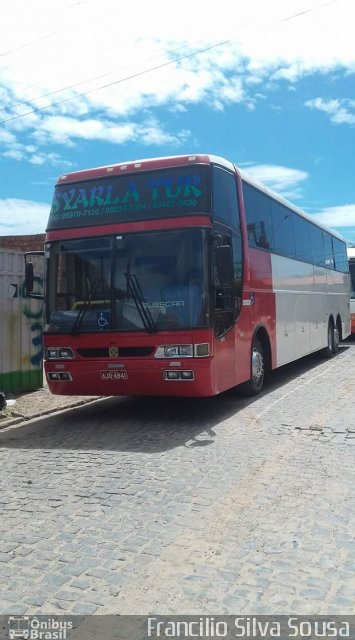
[
  {"left": 241, "top": 336, "right": 265, "bottom": 396},
  {"left": 334, "top": 316, "right": 342, "bottom": 353},
  {"left": 323, "top": 318, "right": 337, "bottom": 357}
]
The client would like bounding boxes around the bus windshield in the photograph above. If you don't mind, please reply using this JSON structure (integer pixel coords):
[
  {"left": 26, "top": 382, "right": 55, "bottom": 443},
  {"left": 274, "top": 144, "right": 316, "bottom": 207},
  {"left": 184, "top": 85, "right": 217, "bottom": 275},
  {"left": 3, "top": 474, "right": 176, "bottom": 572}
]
[
  {"left": 47, "top": 229, "right": 210, "bottom": 333},
  {"left": 350, "top": 261, "right": 355, "bottom": 298}
]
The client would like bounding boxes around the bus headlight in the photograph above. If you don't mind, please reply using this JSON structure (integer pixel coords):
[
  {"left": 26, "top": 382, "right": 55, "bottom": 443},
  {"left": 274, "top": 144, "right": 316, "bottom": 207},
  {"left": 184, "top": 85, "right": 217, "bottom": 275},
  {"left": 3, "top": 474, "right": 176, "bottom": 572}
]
[
  {"left": 46, "top": 347, "right": 75, "bottom": 360},
  {"left": 155, "top": 344, "right": 193, "bottom": 358}
]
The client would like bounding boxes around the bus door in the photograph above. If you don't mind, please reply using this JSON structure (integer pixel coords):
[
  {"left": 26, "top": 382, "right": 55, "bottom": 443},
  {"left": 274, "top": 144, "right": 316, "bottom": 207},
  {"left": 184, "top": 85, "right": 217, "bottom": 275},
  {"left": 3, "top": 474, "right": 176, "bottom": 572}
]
[{"left": 211, "top": 231, "right": 238, "bottom": 392}]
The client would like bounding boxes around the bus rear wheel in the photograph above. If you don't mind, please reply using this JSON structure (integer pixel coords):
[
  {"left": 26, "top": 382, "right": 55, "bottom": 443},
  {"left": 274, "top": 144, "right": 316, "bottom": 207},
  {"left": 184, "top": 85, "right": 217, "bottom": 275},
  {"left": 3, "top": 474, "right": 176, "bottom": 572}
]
[
  {"left": 323, "top": 319, "right": 338, "bottom": 357},
  {"left": 241, "top": 336, "right": 265, "bottom": 396}
]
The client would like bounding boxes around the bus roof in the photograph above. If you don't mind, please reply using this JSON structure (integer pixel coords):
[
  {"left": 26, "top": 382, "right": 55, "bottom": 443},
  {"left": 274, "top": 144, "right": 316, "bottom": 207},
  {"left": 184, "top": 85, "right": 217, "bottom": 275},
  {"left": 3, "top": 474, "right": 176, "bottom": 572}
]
[
  {"left": 56, "top": 153, "right": 345, "bottom": 242},
  {"left": 56, "top": 154, "right": 215, "bottom": 183}
]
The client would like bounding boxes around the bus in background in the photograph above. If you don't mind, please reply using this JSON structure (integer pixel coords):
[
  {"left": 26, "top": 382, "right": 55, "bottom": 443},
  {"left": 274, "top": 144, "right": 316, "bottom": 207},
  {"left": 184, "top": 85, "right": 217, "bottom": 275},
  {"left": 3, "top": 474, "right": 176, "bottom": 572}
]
[
  {"left": 348, "top": 247, "right": 355, "bottom": 333},
  {"left": 25, "top": 154, "right": 351, "bottom": 398}
]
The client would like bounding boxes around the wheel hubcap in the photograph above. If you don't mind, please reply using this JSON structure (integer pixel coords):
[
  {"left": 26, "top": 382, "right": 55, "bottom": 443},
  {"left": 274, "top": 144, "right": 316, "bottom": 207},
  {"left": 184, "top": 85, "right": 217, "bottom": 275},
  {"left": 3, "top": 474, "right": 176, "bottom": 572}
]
[{"left": 252, "top": 349, "right": 263, "bottom": 382}]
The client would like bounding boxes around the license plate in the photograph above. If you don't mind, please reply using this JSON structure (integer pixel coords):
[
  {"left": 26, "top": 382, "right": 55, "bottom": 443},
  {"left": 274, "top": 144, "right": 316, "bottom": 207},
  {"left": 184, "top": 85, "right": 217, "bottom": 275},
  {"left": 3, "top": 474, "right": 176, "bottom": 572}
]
[{"left": 100, "top": 369, "right": 128, "bottom": 381}]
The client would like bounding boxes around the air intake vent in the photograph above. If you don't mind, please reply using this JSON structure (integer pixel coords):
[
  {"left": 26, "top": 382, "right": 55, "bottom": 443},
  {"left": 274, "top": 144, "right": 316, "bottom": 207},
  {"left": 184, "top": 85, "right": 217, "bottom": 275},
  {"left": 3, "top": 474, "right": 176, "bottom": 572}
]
[{"left": 76, "top": 347, "right": 154, "bottom": 358}]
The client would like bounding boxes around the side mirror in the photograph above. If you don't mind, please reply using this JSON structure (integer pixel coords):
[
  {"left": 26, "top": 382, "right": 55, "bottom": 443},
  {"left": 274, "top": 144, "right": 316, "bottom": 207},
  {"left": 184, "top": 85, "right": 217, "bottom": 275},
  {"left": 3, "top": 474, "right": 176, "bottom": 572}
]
[
  {"left": 25, "top": 261, "right": 34, "bottom": 293},
  {"left": 24, "top": 251, "right": 45, "bottom": 299}
]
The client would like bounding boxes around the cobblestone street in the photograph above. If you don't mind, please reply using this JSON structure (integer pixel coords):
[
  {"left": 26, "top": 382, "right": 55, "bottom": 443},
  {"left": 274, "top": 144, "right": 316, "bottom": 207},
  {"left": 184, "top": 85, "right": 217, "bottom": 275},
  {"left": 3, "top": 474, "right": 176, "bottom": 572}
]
[{"left": 1, "top": 340, "right": 355, "bottom": 615}]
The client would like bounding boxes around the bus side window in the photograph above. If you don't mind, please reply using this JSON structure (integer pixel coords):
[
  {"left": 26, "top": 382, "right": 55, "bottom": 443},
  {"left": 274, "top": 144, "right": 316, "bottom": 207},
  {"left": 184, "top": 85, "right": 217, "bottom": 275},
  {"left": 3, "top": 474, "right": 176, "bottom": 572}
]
[
  {"left": 232, "top": 232, "right": 243, "bottom": 316},
  {"left": 294, "top": 214, "right": 312, "bottom": 263},
  {"left": 212, "top": 166, "right": 240, "bottom": 230},
  {"left": 333, "top": 238, "right": 348, "bottom": 272},
  {"left": 323, "top": 231, "right": 334, "bottom": 268},
  {"left": 243, "top": 182, "right": 273, "bottom": 250},
  {"left": 310, "top": 225, "right": 325, "bottom": 267},
  {"left": 271, "top": 202, "right": 296, "bottom": 258},
  {"left": 247, "top": 223, "right": 258, "bottom": 248}
]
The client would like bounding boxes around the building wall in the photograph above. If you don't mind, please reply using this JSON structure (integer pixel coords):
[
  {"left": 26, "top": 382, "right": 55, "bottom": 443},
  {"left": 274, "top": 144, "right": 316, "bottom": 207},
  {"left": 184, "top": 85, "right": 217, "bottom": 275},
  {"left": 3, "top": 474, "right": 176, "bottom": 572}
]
[
  {"left": 0, "top": 249, "right": 43, "bottom": 394},
  {"left": 0, "top": 234, "right": 45, "bottom": 253}
]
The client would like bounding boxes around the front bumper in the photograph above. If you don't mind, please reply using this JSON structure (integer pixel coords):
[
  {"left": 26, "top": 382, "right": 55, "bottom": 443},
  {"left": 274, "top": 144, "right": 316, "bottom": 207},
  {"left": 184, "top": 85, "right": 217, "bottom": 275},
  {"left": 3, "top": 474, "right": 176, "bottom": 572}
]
[{"left": 44, "top": 357, "right": 214, "bottom": 398}]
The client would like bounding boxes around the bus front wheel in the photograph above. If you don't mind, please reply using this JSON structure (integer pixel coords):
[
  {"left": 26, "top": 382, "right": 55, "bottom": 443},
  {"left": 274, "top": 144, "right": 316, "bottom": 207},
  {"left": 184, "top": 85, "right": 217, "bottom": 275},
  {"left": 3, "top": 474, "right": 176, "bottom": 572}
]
[{"left": 241, "top": 336, "right": 265, "bottom": 396}]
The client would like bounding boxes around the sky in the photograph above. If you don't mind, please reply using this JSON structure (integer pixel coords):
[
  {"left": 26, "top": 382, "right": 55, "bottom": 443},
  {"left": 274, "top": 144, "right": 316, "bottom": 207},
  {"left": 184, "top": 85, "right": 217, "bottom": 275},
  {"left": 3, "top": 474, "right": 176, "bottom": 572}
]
[{"left": 0, "top": 0, "right": 354, "bottom": 243}]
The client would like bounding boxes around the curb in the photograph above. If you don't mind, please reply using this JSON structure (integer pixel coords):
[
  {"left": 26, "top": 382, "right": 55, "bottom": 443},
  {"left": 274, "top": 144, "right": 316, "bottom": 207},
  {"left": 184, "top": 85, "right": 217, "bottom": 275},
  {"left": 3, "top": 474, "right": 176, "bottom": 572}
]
[{"left": 0, "top": 396, "right": 101, "bottom": 431}]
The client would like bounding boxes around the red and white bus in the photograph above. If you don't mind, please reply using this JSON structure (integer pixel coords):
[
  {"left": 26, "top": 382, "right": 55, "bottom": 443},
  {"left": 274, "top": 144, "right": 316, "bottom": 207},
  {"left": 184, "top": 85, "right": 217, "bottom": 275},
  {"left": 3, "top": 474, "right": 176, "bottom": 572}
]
[
  {"left": 26, "top": 154, "right": 351, "bottom": 397},
  {"left": 348, "top": 247, "right": 355, "bottom": 333}
]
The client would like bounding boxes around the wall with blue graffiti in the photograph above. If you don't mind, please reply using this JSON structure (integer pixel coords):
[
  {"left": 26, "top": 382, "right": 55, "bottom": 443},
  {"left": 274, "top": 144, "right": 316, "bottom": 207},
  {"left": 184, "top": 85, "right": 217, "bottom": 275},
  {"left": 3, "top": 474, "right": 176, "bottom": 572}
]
[
  {"left": 0, "top": 250, "right": 43, "bottom": 394},
  {"left": 21, "top": 278, "right": 44, "bottom": 367}
]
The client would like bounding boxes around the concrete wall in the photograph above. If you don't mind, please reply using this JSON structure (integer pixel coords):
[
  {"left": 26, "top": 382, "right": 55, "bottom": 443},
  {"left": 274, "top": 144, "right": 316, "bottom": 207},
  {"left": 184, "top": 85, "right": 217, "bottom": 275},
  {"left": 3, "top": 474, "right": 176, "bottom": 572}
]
[{"left": 0, "top": 250, "right": 43, "bottom": 394}]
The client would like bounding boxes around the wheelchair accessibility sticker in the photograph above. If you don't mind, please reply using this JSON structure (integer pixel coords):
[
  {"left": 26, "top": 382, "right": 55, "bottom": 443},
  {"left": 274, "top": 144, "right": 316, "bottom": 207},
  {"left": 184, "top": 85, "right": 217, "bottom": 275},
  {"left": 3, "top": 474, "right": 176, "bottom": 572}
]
[{"left": 97, "top": 311, "right": 110, "bottom": 329}]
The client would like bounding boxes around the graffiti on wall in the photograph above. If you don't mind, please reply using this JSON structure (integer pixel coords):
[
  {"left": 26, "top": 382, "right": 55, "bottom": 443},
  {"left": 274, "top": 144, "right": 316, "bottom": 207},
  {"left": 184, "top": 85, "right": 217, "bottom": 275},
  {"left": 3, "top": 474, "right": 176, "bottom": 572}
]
[
  {"left": 1, "top": 252, "right": 44, "bottom": 393},
  {"left": 21, "top": 277, "right": 44, "bottom": 367}
]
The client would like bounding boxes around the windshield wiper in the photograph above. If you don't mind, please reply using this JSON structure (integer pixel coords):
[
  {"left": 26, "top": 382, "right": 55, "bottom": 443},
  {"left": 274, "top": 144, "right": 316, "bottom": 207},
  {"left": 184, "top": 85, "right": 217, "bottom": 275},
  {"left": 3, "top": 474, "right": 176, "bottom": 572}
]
[
  {"left": 125, "top": 271, "right": 157, "bottom": 334},
  {"left": 71, "top": 278, "right": 100, "bottom": 335}
]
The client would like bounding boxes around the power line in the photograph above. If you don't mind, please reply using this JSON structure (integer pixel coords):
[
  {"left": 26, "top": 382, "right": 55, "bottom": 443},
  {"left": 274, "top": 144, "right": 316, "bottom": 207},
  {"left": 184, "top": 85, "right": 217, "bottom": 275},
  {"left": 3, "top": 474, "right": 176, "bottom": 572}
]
[
  {"left": 280, "top": 0, "right": 336, "bottom": 22},
  {"left": 0, "top": 31, "right": 58, "bottom": 58},
  {"left": 0, "top": 0, "right": 338, "bottom": 127},
  {"left": 0, "top": 39, "right": 213, "bottom": 114},
  {"left": 0, "top": 0, "right": 91, "bottom": 59},
  {"left": 0, "top": 39, "right": 232, "bottom": 125}
]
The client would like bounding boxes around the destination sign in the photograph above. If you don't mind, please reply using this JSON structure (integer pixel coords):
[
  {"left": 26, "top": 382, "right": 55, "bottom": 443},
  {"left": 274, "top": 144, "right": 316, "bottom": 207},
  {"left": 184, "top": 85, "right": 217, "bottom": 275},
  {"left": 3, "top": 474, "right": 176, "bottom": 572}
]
[{"left": 47, "top": 165, "right": 210, "bottom": 230}]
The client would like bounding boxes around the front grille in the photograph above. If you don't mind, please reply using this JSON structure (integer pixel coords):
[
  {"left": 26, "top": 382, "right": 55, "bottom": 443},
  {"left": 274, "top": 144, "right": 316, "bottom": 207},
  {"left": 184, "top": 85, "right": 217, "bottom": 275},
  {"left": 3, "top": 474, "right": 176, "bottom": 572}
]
[{"left": 76, "top": 347, "right": 155, "bottom": 358}]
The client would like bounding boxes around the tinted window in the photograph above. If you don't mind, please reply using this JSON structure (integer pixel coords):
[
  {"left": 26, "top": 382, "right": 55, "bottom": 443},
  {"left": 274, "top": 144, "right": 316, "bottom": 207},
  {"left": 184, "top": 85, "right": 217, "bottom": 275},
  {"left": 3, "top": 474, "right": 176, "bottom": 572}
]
[
  {"left": 213, "top": 167, "right": 240, "bottom": 229},
  {"left": 243, "top": 180, "right": 343, "bottom": 270},
  {"left": 232, "top": 231, "right": 243, "bottom": 314},
  {"left": 310, "top": 225, "right": 325, "bottom": 267},
  {"left": 271, "top": 202, "right": 296, "bottom": 258},
  {"left": 293, "top": 214, "right": 312, "bottom": 263},
  {"left": 213, "top": 232, "right": 235, "bottom": 336},
  {"left": 48, "top": 165, "right": 210, "bottom": 230},
  {"left": 243, "top": 182, "right": 273, "bottom": 250},
  {"left": 333, "top": 238, "right": 348, "bottom": 273},
  {"left": 323, "top": 232, "right": 335, "bottom": 269},
  {"left": 349, "top": 261, "right": 355, "bottom": 298},
  {"left": 47, "top": 230, "right": 210, "bottom": 333},
  {"left": 114, "top": 230, "right": 209, "bottom": 330}
]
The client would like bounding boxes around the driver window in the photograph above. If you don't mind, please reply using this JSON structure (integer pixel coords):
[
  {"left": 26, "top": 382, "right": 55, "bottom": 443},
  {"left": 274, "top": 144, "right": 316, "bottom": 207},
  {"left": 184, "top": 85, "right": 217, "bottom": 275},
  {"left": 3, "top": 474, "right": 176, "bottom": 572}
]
[{"left": 213, "top": 233, "right": 235, "bottom": 336}]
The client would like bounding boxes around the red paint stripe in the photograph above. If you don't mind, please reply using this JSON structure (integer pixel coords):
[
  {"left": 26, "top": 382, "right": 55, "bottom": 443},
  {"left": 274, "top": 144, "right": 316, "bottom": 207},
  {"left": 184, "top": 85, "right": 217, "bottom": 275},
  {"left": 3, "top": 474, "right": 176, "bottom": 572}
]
[{"left": 46, "top": 215, "right": 211, "bottom": 240}]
